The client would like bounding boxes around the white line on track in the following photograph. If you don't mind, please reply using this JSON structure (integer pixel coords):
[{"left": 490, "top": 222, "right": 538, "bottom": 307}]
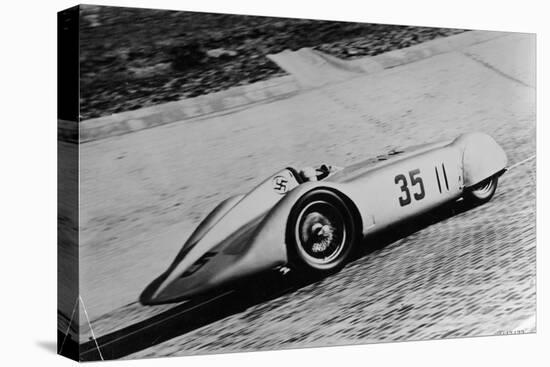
[
  {"left": 86, "top": 281, "right": 299, "bottom": 354},
  {"left": 490, "top": 154, "right": 536, "bottom": 335},
  {"left": 507, "top": 154, "right": 536, "bottom": 171},
  {"left": 59, "top": 297, "right": 78, "bottom": 354},
  {"left": 81, "top": 295, "right": 105, "bottom": 360},
  {"left": 89, "top": 153, "right": 537, "bottom": 354},
  {"left": 86, "top": 290, "right": 235, "bottom": 351}
]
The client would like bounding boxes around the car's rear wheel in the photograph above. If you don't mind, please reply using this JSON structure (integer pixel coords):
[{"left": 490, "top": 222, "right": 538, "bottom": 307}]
[
  {"left": 287, "top": 189, "right": 357, "bottom": 275},
  {"left": 464, "top": 175, "right": 499, "bottom": 205}
]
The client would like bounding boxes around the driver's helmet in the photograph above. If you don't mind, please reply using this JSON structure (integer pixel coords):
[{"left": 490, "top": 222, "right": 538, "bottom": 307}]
[
  {"left": 299, "top": 164, "right": 334, "bottom": 182},
  {"left": 299, "top": 166, "right": 318, "bottom": 182}
]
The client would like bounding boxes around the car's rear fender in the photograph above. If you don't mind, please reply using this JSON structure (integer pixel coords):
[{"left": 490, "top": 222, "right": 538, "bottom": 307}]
[{"left": 452, "top": 132, "right": 508, "bottom": 187}]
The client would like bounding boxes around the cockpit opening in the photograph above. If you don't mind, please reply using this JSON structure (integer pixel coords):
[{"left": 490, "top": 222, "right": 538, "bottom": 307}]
[{"left": 298, "top": 164, "right": 341, "bottom": 182}]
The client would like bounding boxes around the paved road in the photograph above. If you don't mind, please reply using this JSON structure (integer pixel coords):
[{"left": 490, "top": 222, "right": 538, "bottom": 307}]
[{"left": 76, "top": 32, "right": 535, "bottom": 359}]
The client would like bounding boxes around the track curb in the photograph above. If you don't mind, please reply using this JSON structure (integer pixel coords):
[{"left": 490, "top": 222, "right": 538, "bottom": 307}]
[
  {"left": 76, "top": 30, "right": 508, "bottom": 143},
  {"left": 78, "top": 75, "right": 300, "bottom": 142}
]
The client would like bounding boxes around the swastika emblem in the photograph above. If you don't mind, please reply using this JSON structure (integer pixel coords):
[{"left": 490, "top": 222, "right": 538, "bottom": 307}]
[{"left": 272, "top": 175, "right": 289, "bottom": 194}]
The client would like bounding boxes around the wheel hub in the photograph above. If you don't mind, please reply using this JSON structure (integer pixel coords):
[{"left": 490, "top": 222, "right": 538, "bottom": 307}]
[
  {"left": 296, "top": 201, "right": 346, "bottom": 265},
  {"left": 310, "top": 223, "right": 335, "bottom": 253}
]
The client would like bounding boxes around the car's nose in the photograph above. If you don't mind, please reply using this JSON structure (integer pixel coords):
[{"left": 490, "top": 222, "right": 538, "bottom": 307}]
[
  {"left": 139, "top": 273, "right": 170, "bottom": 305},
  {"left": 139, "top": 274, "right": 202, "bottom": 305},
  {"left": 139, "top": 211, "right": 276, "bottom": 306},
  {"left": 139, "top": 251, "right": 226, "bottom": 305}
]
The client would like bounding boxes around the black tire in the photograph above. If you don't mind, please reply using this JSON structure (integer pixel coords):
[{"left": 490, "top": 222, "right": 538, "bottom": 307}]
[
  {"left": 286, "top": 189, "right": 357, "bottom": 275},
  {"left": 464, "top": 175, "right": 499, "bottom": 205}
]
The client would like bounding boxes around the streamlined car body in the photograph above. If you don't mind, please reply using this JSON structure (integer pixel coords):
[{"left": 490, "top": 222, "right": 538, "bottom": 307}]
[{"left": 140, "top": 132, "right": 507, "bottom": 305}]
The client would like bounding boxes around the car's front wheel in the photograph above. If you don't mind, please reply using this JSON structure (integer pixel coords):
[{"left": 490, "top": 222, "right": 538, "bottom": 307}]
[
  {"left": 464, "top": 175, "right": 499, "bottom": 205},
  {"left": 287, "top": 189, "right": 357, "bottom": 275}
]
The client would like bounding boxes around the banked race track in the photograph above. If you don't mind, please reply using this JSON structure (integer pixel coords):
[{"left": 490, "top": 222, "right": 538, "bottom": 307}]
[{"left": 73, "top": 31, "right": 535, "bottom": 360}]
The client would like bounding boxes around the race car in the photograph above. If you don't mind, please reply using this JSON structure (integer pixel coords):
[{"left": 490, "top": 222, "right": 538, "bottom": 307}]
[{"left": 140, "top": 132, "right": 507, "bottom": 305}]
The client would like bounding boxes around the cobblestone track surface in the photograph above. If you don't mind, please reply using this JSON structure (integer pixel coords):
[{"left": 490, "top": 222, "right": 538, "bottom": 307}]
[
  {"left": 120, "top": 157, "right": 535, "bottom": 358},
  {"left": 77, "top": 34, "right": 535, "bottom": 357}
]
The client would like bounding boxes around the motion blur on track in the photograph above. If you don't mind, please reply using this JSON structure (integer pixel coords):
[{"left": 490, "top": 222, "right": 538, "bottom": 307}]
[
  {"left": 71, "top": 11, "right": 534, "bottom": 360},
  {"left": 140, "top": 133, "right": 507, "bottom": 305}
]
